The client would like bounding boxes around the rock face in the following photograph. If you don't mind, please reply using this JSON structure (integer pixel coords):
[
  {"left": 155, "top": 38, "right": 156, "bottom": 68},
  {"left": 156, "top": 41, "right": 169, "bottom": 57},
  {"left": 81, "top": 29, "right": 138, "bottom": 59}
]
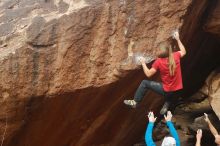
[
  {"left": 0, "top": 0, "right": 219, "bottom": 146},
  {"left": 201, "top": 70, "right": 220, "bottom": 120},
  {"left": 205, "top": 0, "right": 220, "bottom": 36},
  {"left": 180, "top": 0, "right": 220, "bottom": 98},
  {"left": 171, "top": 97, "right": 219, "bottom": 146},
  {"left": 0, "top": 0, "right": 192, "bottom": 98}
]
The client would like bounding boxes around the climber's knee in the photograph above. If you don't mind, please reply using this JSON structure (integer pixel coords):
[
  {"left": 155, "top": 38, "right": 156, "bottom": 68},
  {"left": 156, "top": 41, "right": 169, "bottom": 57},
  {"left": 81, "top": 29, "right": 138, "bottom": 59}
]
[{"left": 140, "top": 80, "right": 151, "bottom": 88}]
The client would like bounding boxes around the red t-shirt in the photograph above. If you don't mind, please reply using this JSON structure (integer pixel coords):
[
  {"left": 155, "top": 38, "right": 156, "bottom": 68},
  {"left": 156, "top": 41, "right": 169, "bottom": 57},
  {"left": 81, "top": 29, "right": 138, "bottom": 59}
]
[{"left": 152, "top": 52, "right": 183, "bottom": 92}]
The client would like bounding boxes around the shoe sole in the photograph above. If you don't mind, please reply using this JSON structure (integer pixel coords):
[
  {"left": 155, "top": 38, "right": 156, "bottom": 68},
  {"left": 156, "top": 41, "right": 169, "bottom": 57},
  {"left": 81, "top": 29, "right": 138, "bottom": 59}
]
[
  {"left": 123, "top": 101, "right": 137, "bottom": 108},
  {"left": 160, "top": 108, "right": 167, "bottom": 115},
  {"left": 160, "top": 106, "right": 169, "bottom": 115}
]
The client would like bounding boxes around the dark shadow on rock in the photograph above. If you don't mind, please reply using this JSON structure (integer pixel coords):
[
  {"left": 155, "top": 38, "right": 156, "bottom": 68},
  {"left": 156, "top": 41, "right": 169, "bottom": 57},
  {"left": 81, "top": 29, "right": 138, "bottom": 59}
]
[{"left": 7, "top": 68, "right": 164, "bottom": 146}]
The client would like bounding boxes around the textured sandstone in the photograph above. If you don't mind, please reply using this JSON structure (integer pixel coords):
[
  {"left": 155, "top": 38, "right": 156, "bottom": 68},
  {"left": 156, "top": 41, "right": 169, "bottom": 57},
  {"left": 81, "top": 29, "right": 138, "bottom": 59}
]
[
  {"left": 201, "top": 70, "right": 220, "bottom": 120},
  {"left": 0, "top": 0, "right": 193, "bottom": 145},
  {"left": 205, "top": 0, "right": 220, "bottom": 36},
  {"left": 0, "top": 0, "right": 219, "bottom": 146}
]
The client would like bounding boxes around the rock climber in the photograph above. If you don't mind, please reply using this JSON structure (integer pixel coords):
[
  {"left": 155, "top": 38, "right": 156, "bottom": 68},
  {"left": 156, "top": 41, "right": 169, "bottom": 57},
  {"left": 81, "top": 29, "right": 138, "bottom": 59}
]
[{"left": 124, "top": 30, "right": 186, "bottom": 115}]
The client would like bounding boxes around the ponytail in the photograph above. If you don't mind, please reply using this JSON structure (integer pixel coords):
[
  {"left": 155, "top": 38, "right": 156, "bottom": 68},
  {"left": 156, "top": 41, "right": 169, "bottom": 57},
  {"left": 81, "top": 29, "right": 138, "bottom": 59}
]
[{"left": 168, "top": 45, "right": 176, "bottom": 76}]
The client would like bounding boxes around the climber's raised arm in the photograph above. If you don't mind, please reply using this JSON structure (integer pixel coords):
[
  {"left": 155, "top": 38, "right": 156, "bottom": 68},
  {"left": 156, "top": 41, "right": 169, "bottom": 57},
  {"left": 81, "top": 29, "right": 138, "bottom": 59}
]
[
  {"left": 140, "top": 57, "right": 157, "bottom": 78},
  {"left": 173, "top": 31, "right": 186, "bottom": 57}
]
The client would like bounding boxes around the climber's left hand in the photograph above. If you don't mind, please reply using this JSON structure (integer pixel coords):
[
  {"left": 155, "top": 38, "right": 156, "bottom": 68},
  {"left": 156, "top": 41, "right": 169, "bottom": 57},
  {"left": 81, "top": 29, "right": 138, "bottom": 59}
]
[{"left": 139, "top": 57, "right": 146, "bottom": 64}]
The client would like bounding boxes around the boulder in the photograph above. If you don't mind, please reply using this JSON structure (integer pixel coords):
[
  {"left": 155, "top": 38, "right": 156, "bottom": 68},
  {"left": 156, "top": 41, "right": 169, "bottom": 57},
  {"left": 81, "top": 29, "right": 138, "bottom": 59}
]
[
  {"left": 0, "top": 0, "right": 219, "bottom": 146},
  {"left": 200, "top": 70, "right": 220, "bottom": 120}
]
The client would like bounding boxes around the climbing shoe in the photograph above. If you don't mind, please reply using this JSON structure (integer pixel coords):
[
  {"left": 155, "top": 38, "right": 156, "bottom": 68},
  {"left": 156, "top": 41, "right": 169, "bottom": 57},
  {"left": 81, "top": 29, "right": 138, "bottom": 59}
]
[
  {"left": 160, "top": 102, "right": 170, "bottom": 115},
  {"left": 124, "top": 100, "right": 137, "bottom": 108}
]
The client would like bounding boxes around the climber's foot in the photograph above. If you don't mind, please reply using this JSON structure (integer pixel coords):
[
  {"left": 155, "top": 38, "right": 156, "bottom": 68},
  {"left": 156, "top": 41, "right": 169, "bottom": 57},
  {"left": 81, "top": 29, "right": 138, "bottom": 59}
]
[
  {"left": 124, "top": 100, "right": 137, "bottom": 108},
  {"left": 160, "top": 102, "right": 170, "bottom": 115}
]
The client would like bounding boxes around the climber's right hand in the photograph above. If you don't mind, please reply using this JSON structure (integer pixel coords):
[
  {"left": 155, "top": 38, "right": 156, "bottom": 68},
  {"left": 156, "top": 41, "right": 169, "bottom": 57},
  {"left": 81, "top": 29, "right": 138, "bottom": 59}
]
[{"left": 173, "top": 31, "right": 180, "bottom": 40}]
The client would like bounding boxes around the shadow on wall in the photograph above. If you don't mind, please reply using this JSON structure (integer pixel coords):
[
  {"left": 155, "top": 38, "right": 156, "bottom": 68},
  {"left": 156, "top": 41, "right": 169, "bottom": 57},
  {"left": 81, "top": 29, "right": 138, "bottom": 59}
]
[
  {"left": 179, "top": 0, "right": 220, "bottom": 98},
  {"left": 7, "top": 68, "right": 164, "bottom": 146}
]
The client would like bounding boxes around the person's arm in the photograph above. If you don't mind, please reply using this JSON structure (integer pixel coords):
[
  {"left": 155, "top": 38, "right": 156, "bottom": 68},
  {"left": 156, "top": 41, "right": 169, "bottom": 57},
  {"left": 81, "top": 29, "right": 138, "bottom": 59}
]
[
  {"left": 166, "top": 121, "right": 180, "bottom": 146},
  {"left": 173, "top": 31, "right": 186, "bottom": 57},
  {"left": 207, "top": 120, "right": 218, "bottom": 136},
  {"left": 145, "top": 122, "right": 156, "bottom": 146},
  {"left": 196, "top": 129, "right": 202, "bottom": 146},
  {"left": 140, "top": 58, "right": 157, "bottom": 78},
  {"left": 164, "top": 111, "right": 180, "bottom": 146},
  {"left": 145, "top": 112, "right": 157, "bottom": 146},
  {"left": 204, "top": 113, "right": 219, "bottom": 136}
]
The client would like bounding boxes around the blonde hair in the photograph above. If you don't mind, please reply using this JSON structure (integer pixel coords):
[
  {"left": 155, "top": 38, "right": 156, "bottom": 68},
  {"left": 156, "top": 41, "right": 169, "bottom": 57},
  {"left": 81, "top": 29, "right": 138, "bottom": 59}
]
[
  {"left": 168, "top": 45, "right": 176, "bottom": 76},
  {"left": 159, "top": 42, "right": 176, "bottom": 76}
]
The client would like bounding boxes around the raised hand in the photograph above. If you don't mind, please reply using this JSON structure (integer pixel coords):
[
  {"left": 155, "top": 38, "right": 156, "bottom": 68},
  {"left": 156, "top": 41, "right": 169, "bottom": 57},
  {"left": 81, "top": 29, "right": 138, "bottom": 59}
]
[
  {"left": 196, "top": 129, "right": 202, "bottom": 146},
  {"left": 164, "top": 111, "right": 173, "bottom": 122},
  {"left": 148, "top": 112, "right": 157, "bottom": 123},
  {"left": 204, "top": 113, "right": 210, "bottom": 122},
  {"left": 139, "top": 56, "right": 146, "bottom": 64},
  {"left": 196, "top": 129, "right": 203, "bottom": 140},
  {"left": 173, "top": 30, "right": 180, "bottom": 40}
]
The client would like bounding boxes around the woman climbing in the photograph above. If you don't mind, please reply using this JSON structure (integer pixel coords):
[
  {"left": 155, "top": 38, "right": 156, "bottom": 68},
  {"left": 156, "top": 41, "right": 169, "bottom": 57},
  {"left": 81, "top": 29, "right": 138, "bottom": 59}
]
[{"left": 124, "top": 31, "right": 186, "bottom": 115}]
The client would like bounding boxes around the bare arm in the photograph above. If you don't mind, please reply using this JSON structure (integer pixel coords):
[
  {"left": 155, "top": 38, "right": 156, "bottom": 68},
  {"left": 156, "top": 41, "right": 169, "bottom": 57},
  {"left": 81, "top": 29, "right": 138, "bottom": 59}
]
[
  {"left": 207, "top": 120, "right": 218, "bottom": 136},
  {"left": 174, "top": 31, "right": 186, "bottom": 57},
  {"left": 195, "top": 138, "right": 201, "bottom": 146},
  {"left": 176, "top": 38, "right": 186, "bottom": 57},
  {"left": 196, "top": 129, "right": 202, "bottom": 146},
  {"left": 204, "top": 113, "right": 219, "bottom": 136},
  {"left": 141, "top": 62, "right": 157, "bottom": 78}
]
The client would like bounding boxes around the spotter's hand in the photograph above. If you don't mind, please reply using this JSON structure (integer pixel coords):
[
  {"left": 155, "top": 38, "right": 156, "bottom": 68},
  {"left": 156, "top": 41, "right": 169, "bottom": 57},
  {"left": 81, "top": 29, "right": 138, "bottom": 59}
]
[
  {"left": 204, "top": 113, "right": 210, "bottom": 122},
  {"left": 196, "top": 129, "right": 203, "bottom": 140},
  {"left": 164, "top": 111, "right": 173, "bottom": 122},
  {"left": 148, "top": 112, "right": 157, "bottom": 123}
]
